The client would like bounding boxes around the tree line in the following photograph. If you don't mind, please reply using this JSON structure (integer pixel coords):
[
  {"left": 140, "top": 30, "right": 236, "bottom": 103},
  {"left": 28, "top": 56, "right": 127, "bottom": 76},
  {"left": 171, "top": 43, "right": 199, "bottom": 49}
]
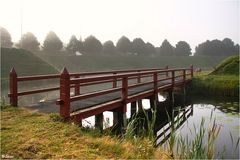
[{"left": 1, "top": 26, "right": 239, "bottom": 56}]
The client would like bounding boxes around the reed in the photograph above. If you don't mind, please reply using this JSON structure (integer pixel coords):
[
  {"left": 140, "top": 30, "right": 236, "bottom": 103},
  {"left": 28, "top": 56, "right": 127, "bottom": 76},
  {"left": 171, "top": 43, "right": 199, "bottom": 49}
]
[
  {"left": 162, "top": 107, "right": 240, "bottom": 159},
  {"left": 0, "top": 96, "right": 7, "bottom": 109}
]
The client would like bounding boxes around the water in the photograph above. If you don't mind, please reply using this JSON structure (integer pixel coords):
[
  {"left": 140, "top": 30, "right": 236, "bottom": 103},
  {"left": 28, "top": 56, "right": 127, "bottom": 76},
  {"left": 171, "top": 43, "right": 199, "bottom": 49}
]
[{"left": 158, "top": 103, "right": 239, "bottom": 159}]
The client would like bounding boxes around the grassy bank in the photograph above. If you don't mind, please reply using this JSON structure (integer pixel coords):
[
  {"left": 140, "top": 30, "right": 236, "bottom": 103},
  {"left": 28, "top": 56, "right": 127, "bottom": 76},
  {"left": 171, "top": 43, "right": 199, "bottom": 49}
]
[
  {"left": 189, "top": 55, "right": 239, "bottom": 98},
  {"left": 0, "top": 106, "right": 169, "bottom": 159},
  {"left": 190, "top": 73, "right": 239, "bottom": 97}
]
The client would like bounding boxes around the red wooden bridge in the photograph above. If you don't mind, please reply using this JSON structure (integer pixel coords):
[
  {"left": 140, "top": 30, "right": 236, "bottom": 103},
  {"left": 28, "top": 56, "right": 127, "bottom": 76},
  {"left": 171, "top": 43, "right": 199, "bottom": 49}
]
[{"left": 9, "top": 66, "right": 193, "bottom": 127}]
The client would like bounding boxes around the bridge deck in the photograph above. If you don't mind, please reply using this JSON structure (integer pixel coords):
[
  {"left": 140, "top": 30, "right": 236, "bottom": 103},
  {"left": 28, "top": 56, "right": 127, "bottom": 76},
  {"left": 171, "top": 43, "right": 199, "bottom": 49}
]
[{"left": 26, "top": 79, "right": 186, "bottom": 114}]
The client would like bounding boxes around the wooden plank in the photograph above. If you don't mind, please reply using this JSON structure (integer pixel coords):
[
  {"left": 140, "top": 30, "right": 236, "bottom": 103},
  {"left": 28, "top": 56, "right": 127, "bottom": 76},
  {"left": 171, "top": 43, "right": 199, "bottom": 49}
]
[
  {"left": 70, "top": 87, "right": 121, "bottom": 102},
  {"left": 70, "top": 100, "right": 122, "bottom": 121}
]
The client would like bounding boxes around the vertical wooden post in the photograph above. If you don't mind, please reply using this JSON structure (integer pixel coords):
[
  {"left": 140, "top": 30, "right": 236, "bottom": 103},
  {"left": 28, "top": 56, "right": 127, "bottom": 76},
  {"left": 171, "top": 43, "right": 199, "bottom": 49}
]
[
  {"left": 190, "top": 65, "right": 193, "bottom": 78},
  {"left": 137, "top": 71, "right": 141, "bottom": 83},
  {"left": 9, "top": 68, "right": 18, "bottom": 106},
  {"left": 121, "top": 77, "right": 128, "bottom": 127},
  {"left": 131, "top": 101, "right": 137, "bottom": 116},
  {"left": 95, "top": 113, "right": 103, "bottom": 131},
  {"left": 60, "top": 67, "right": 70, "bottom": 119},
  {"left": 153, "top": 72, "right": 158, "bottom": 93},
  {"left": 113, "top": 111, "right": 123, "bottom": 133},
  {"left": 171, "top": 70, "right": 175, "bottom": 88},
  {"left": 183, "top": 69, "right": 186, "bottom": 82},
  {"left": 165, "top": 65, "right": 169, "bottom": 77},
  {"left": 122, "top": 77, "right": 128, "bottom": 113},
  {"left": 113, "top": 72, "right": 117, "bottom": 88},
  {"left": 74, "top": 76, "right": 80, "bottom": 96},
  {"left": 150, "top": 72, "right": 158, "bottom": 110},
  {"left": 137, "top": 100, "right": 143, "bottom": 112},
  {"left": 190, "top": 104, "right": 194, "bottom": 116}
]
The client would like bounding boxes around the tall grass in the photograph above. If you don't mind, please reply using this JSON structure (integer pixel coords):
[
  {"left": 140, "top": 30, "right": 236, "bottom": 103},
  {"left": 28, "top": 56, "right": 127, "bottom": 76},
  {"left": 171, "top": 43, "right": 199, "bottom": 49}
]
[
  {"left": 123, "top": 102, "right": 158, "bottom": 159},
  {"left": 190, "top": 75, "right": 239, "bottom": 97},
  {"left": 124, "top": 100, "right": 157, "bottom": 141},
  {"left": 142, "top": 102, "right": 157, "bottom": 142},
  {"left": 0, "top": 96, "right": 7, "bottom": 109}
]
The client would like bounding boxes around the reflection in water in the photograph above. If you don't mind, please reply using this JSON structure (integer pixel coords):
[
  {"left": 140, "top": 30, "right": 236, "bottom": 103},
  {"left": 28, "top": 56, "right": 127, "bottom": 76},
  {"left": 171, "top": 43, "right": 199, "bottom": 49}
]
[{"left": 155, "top": 105, "right": 193, "bottom": 146}]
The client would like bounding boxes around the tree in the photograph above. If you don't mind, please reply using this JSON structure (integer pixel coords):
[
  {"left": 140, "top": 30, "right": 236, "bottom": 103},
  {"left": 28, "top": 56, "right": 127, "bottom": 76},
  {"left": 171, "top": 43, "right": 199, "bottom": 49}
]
[
  {"left": 43, "top": 31, "right": 63, "bottom": 53},
  {"left": 19, "top": 32, "right": 40, "bottom": 51},
  {"left": 159, "top": 39, "right": 174, "bottom": 56},
  {"left": 195, "top": 38, "right": 239, "bottom": 56},
  {"left": 83, "top": 35, "right": 102, "bottom": 54},
  {"left": 132, "top": 38, "right": 146, "bottom": 55},
  {"left": 222, "top": 38, "right": 235, "bottom": 55},
  {"left": 145, "top": 42, "right": 156, "bottom": 55},
  {"left": 175, "top": 41, "right": 191, "bottom": 56},
  {"left": 102, "top": 40, "right": 116, "bottom": 54},
  {"left": 66, "top": 35, "right": 83, "bottom": 54},
  {"left": 0, "top": 27, "right": 13, "bottom": 48},
  {"left": 116, "top": 36, "right": 132, "bottom": 53}
]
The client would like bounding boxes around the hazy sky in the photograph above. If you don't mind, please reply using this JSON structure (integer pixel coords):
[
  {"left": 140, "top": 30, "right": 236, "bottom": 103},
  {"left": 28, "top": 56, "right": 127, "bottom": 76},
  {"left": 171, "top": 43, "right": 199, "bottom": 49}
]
[{"left": 0, "top": 0, "right": 239, "bottom": 51}]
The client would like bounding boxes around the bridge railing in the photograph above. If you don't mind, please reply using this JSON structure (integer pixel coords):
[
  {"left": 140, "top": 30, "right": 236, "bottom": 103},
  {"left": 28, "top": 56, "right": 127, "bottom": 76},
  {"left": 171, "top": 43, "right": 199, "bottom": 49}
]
[
  {"left": 8, "top": 66, "right": 174, "bottom": 106},
  {"left": 56, "top": 66, "right": 193, "bottom": 119}
]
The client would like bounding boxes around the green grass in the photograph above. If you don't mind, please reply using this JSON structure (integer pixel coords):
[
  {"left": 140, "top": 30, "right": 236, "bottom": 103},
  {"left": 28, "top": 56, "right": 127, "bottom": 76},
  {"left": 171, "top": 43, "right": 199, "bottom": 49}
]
[
  {"left": 0, "top": 106, "right": 170, "bottom": 159},
  {"left": 211, "top": 55, "right": 239, "bottom": 75},
  {"left": 190, "top": 74, "right": 239, "bottom": 97},
  {"left": 36, "top": 52, "right": 227, "bottom": 72}
]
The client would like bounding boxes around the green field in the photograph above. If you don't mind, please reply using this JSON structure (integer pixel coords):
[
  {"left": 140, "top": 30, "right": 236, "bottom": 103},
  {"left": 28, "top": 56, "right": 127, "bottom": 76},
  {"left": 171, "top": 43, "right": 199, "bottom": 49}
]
[
  {"left": 1, "top": 48, "right": 58, "bottom": 94},
  {"left": 36, "top": 52, "right": 227, "bottom": 72}
]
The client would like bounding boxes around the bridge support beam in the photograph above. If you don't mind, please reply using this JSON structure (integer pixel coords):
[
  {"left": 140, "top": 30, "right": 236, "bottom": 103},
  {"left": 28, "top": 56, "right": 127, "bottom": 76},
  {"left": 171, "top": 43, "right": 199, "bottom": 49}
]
[
  {"left": 131, "top": 101, "right": 137, "bottom": 117},
  {"left": 137, "top": 100, "right": 143, "bottom": 112},
  {"left": 113, "top": 108, "right": 127, "bottom": 133},
  {"left": 95, "top": 113, "right": 103, "bottom": 131},
  {"left": 150, "top": 94, "right": 158, "bottom": 110},
  {"left": 167, "top": 91, "right": 174, "bottom": 110}
]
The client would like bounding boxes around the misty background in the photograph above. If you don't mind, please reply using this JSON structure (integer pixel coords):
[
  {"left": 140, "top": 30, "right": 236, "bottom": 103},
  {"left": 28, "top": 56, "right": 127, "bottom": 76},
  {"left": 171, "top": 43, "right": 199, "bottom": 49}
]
[
  {"left": 0, "top": 0, "right": 239, "bottom": 51},
  {"left": 0, "top": 0, "right": 239, "bottom": 104}
]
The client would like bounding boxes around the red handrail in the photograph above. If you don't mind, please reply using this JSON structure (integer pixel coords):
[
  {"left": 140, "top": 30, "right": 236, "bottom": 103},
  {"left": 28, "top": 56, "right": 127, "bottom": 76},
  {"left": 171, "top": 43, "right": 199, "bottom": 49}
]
[{"left": 8, "top": 65, "right": 194, "bottom": 116}]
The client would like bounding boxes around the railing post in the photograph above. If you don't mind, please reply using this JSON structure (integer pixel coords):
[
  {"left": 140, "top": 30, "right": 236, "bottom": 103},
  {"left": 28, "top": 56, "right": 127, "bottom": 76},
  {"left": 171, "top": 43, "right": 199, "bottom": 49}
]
[
  {"left": 152, "top": 72, "right": 158, "bottom": 109},
  {"left": 165, "top": 65, "right": 169, "bottom": 77},
  {"left": 122, "top": 77, "right": 128, "bottom": 113},
  {"left": 153, "top": 72, "right": 158, "bottom": 93},
  {"left": 183, "top": 69, "right": 186, "bottom": 82},
  {"left": 9, "top": 67, "right": 18, "bottom": 106},
  {"left": 74, "top": 76, "right": 80, "bottom": 95},
  {"left": 171, "top": 70, "right": 175, "bottom": 88},
  {"left": 112, "top": 77, "right": 128, "bottom": 131},
  {"left": 190, "top": 65, "right": 193, "bottom": 78},
  {"left": 60, "top": 67, "right": 70, "bottom": 119},
  {"left": 113, "top": 72, "right": 117, "bottom": 88},
  {"left": 137, "top": 71, "right": 141, "bottom": 83}
]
